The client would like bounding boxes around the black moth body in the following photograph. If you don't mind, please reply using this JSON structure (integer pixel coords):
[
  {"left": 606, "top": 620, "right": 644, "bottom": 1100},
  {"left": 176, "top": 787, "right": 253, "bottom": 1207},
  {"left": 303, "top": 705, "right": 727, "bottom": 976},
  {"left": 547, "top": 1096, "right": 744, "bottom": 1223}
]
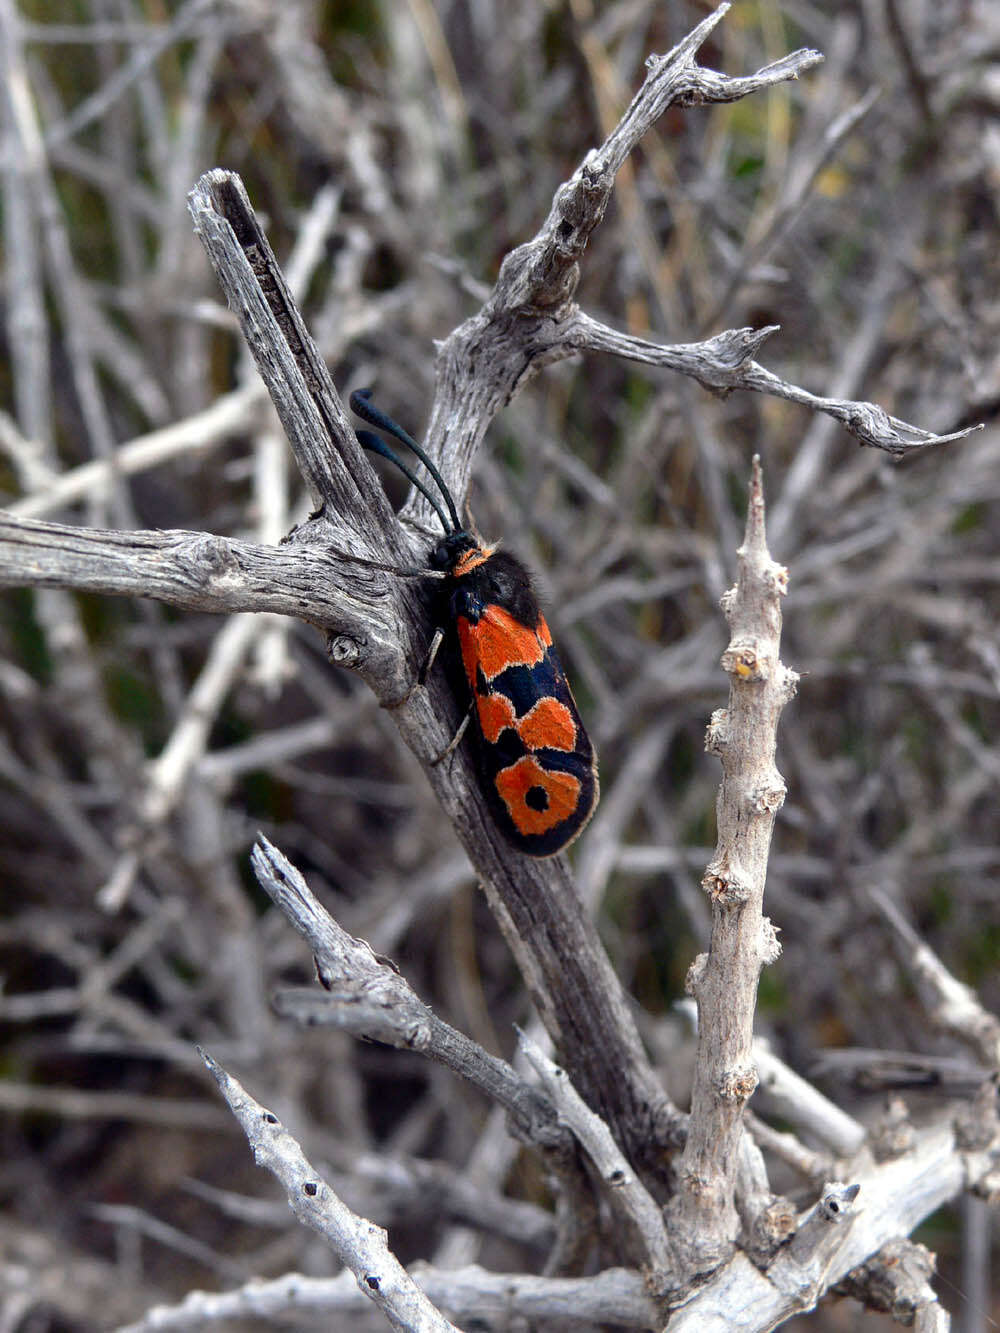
[{"left": 351, "top": 391, "right": 599, "bottom": 855}]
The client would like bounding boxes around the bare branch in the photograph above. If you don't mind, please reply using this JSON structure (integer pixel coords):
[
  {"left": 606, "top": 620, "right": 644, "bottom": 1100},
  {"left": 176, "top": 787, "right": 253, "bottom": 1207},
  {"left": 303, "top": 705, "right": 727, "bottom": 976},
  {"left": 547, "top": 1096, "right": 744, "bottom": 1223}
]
[
  {"left": 90, "top": 1204, "right": 248, "bottom": 1284},
  {"left": 188, "top": 170, "right": 398, "bottom": 544},
  {"left": 3, "top": 4, "right": 997, "bottom": 1324},
  {"left": 483, "top": 4, "right": 821, "bottom": 316},
  {"left": 666, "top": 1092, "right": 998, "bottom": 1328},
  {"left": 6, "top": 384, "right": 265, "bottom": 519},
  {"left": 518, "top": 1029, "right": 675, "bottom": 1293},
  {"left": 666, "top": 459, "right": 797, "bottom": 1277},
  {"left": 413, "top": 10, "right": 824, "bottom": 526},
  {"left": 570, "top": 313, "right": 982, "bottom": 456},
  {"left": 252, "top": 837, "right": 568, "bottom": 1155},
  {"left": 835, "top": 1235, "right": 945, "bottom": 1322},
  {"left": 872, "top": 887, "right": 1000, "bottom": 1068},
  {"left": 744, "top": 1111, "right": 832, "bottom": 1186},
  {"left": 754, "top": 1038, "right": 867, "bottom": 1158},
  {"left": 99, "top": 614, "right": 264, "bottom": 910},
  {"left": 114, "top": 1264, "right": 660, "bottom": 1333},
  {"left": 0, "top": 1080, "right": 231, "bottom": 1131},
  {"left": 0, "top": 512, "right": 394, "bottom": 639},
  {"left": 200, "top": 1050, "right": 461, "bottom": 1333},
  {"left": 180, "top": 167, "right": 685, "bottom": 1174}
]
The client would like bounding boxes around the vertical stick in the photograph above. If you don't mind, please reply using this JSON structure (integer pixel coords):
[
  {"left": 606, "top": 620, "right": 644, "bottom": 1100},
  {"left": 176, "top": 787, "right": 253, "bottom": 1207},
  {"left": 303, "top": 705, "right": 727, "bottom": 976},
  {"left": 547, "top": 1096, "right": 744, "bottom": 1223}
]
[{"left": 667, "top": 457, "right": 798, "bottom": 1276}]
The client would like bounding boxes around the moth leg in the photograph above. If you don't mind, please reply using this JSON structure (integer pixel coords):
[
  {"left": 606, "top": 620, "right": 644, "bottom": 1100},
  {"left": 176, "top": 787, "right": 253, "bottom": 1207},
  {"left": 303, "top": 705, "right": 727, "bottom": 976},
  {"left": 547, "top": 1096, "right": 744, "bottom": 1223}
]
[
  {"left": 430, "top": 704, "right": 472, "bottom": 767},
  {"left": 418, "top": 627, "right": 444, "bottom": 686},
  {"left": 383, "top": 628, "right": 445, "bottom": 710}
]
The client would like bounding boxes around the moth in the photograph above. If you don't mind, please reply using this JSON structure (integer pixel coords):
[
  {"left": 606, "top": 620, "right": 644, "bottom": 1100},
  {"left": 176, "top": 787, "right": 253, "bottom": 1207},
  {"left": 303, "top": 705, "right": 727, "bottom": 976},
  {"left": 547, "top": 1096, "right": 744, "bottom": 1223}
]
[{"left": 351, "top": 390, "right": 598, "bottom": 856}]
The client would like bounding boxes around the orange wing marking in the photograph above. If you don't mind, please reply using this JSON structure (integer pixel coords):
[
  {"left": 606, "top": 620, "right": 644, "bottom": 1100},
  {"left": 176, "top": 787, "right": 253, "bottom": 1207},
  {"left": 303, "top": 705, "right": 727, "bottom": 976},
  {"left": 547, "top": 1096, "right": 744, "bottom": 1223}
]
[
  {"left": 458, "top": 606, "right": 547, "bottom": 683},
  {"left": 495, "top": 756, "right": 582, "bottom": 837},
  {"left": 476, "top": 691, "right": 517, "bottom": 744},
  {"left": 516, "top": 697, "right": 577, "bottom": 752}
]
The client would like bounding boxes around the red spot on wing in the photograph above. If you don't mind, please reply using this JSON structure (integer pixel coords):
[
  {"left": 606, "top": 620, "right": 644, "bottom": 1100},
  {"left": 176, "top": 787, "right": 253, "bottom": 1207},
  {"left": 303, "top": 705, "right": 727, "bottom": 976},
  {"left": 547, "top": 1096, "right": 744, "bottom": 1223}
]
[
  {"left": 495, "top": 757, "right": 583, "bottom": 837},
  {"left": 458, "top": 605, "right": 547, "bottom": 684},
  {"left": 516, "top": 697, "right": 576, "bottom": 752},
  {"left": 476, "top": 691, "right": 516, "bottom": 744}
]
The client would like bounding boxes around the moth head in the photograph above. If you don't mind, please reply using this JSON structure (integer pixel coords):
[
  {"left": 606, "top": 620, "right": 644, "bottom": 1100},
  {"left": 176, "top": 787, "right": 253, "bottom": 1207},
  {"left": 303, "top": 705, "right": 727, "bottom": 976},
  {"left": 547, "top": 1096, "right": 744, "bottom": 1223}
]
[{"left": 430, "top": 531, "right": 481, "bottom": 573}]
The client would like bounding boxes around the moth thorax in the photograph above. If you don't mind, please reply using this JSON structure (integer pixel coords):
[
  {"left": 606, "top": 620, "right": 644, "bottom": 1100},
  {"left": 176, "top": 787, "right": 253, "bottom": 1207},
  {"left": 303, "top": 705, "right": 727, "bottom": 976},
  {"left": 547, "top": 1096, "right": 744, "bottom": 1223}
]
[{"left": 430, "top": 531, "right": 479, "bottom": 571}]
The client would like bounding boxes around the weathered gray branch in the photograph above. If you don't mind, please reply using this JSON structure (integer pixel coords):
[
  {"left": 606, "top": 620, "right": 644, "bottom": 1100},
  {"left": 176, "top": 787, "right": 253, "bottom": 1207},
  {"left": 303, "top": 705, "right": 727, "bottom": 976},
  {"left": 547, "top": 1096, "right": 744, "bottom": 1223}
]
[
  {"left": 833, "top": 1237, "right": 946, "bottom": 1327},
  {"left": 872, "top": 886, "right": 1000, "bottom": 1068},
  {"left": 114, "top": 1264, "right": 660, "bottom": 1332},
  {"left": 0, "top": 511, "right": 678, "bottom": 1179},
  {"left": 185, "top": 132, "right": 687, "bottom": 1174},
  {"left": 518, "top": 1029, "right": 676, "bottom": 1301},
  {"left": 754, "top": 1037, "right": 867, "bottom": 1158},
  {"left": 0, "top": 3, "right": 970, "bottom": 1188},
  {"left": 188, "top": 170, "right": 400, "bottom": 545},
  {"left": 4, "top": 6, "right": 996, "bottom": 1326},
  {"left": 251, "top": 837, "right": 569, "bottom": 1157},
  {"left": 161, "top": 1061, "right": 999, "bottom": 1333},
  {"left": 665, "top": 1109, "right": 999, "bottom": 1329},
  {"left": 665, "top": 460, "right": 797, "bottom": 1279},
  {"left": 199, "top": 1052, "right": 461, "bottom": 1332},
  {"left": 569, "top": 315, "right": 981, "bottom": 456},
  {"left": 0, "top": 512, "right": 398, "bottom": 659}
]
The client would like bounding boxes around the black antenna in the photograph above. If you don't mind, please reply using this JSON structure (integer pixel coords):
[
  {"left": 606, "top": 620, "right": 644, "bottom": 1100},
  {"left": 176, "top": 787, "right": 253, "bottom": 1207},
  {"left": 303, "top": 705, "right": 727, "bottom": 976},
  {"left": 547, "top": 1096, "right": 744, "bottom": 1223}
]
[
  {"left": 350, "top": 389, "right": 462, "bottom": 533},
  {"left": 355, "top": 431, "right": 452, "bottom": 536}
]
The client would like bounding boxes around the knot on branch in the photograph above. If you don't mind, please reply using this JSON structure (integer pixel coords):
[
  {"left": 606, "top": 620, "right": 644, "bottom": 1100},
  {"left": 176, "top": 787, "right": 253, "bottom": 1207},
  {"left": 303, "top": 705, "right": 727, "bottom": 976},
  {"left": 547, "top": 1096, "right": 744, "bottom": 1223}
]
[
  {"left": 701, "top": 858, "right": 751, "bottom": 905},
  {"left": 779, "top": 666, "right": 801, "bottom": 702},
  {"left": 178, "top": 533, "right": 239, "bottom": 583},
  {"left": 704, "top": 708, "right": 729, "bottom": 755},
  {"left": 818, "top": 1181, "right": 861, "bottom": 1222},
  {"left": 833, "top": 1238, "right": 939, "bottom": 1324},
  {"left": 749, "top": 779, "right": 786, "bottom": 815},
  {"left": 695, "top": 324, "right": 780, "bottom": 381},
  {"left": 747, "top": 1194, "right": 797, "bottom": 1259},
  {"left": 685, "top": 952, "right": 708, "bottom": 995},
  {"left": 506, "top": 1087, "right": 570, "bottom": 1151},
  {"left": 326, "top": 633, "right": 362, "bottom": 667},
  {"left": 870, "top": 1097, "right": 915, "bottom": 1161},
  {"left": 759, "top": 917, "right": 782, "bottom": 966},
  {"left": 844, "top": 402, "right": 906, "bottom": 453},
  {"left": 972, "top": 1167, "right": 1000, "bottom": 1203},
  {"left": 494, "top": 152, "right": 614, "bottom": 315},
  {"left": 953, "top": 1076, "right": 1000, "bottom": 1152},
  {"left": 838, "top": 401, "right": 985, "bottom": 455},
  {"left": 727, "top": 573, "right": 785, "bottom": 639},
  {"left": 721, "top": 641, "right": 768, "bottom": 682},
  {"left": 673, "top": 1165, "right": 727, "bottom": 1209},
  {"left": 717, "top": 1065, "right": 758, "bottom": 1103},
  {"left": 555, "top": 154, "right": 614, "bottom": 241},
  {"left": 402, "top": 1016, "right": 434, "bottom": 1052},
  {"left": 761, "top": 560, "right": 789, "bottom": 598}
]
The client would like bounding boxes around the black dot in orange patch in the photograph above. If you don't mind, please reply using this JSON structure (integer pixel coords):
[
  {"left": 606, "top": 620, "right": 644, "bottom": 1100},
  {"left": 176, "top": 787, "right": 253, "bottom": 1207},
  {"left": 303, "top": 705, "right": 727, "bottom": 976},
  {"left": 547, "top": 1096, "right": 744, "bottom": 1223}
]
[
  {"left": 525, "top": 785, "right": 549, "bottom": 812},
  {"left": 495, "top": 756, "right": 582, "bottom": 837}
]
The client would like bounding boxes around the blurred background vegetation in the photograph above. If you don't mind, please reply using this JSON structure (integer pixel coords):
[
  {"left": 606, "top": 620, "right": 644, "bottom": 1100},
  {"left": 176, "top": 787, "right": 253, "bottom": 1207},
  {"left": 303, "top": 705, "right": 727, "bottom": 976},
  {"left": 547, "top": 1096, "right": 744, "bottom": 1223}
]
[{"left": 0, "top": 0, "right": 997, "bottom": 1327}]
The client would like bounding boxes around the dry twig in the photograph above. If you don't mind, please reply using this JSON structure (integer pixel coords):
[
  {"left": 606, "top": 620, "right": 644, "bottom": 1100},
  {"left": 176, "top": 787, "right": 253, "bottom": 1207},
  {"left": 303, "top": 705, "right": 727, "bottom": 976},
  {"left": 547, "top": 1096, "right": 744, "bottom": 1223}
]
[{"left": 1, "top": 3, "right": 998, "bottom": 1329}]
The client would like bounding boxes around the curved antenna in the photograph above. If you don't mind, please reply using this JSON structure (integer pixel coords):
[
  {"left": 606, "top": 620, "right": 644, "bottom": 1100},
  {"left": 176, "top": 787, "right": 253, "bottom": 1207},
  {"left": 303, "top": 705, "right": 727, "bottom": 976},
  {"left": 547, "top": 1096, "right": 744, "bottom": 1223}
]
[
  {"left": 351, "top": 389, "right": 461, "bottom": 533},
  {"left": 356, "top": 432, "right": 452, "bottom": 536}
]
